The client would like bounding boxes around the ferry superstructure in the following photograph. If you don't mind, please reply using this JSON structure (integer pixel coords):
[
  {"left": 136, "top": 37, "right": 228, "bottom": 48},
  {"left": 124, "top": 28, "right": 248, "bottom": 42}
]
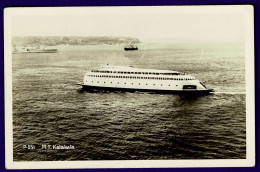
[{"left": 80, "top": 66, "right": 213, "bottom": 93}]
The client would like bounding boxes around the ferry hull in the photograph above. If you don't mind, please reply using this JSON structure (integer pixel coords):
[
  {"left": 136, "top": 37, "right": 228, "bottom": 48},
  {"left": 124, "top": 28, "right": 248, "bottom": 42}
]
[{"left": 80, "top": 84, "right": 213, "bottom": 94}]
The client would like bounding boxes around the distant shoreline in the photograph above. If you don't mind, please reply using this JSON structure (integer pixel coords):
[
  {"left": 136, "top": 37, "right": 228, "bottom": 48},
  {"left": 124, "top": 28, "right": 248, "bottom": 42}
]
[{"left": 12, "top": 36, "right": 141, "bottom": 48}]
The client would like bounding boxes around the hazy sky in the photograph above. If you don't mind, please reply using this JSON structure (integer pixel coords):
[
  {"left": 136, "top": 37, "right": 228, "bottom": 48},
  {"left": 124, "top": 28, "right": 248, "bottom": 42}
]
[{"left": 11, "top": 6, "right": 246, "bottom": 42}]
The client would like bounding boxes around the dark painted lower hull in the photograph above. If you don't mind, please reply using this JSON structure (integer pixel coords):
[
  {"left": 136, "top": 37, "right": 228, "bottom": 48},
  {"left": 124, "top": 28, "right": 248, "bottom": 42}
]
[{"left": 79, "top": 84, "right": 213, "bottom": 94}]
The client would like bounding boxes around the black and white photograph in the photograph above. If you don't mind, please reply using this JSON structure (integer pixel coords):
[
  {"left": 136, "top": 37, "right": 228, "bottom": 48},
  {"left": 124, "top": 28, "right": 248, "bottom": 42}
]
[{"left": 4, "top": 6, "right": 255, "bottom": 168}]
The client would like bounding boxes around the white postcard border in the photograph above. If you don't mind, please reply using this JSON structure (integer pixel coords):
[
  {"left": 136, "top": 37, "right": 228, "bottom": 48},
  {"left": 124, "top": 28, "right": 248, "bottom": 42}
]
[{"left": 4, "top": 6, "right": 255, "bottom": 169}]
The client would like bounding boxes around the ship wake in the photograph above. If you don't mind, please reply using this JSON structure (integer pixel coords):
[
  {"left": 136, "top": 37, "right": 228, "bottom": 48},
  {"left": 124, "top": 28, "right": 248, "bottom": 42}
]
[{"left": 212, "top": 92, "right": 246, "bottom": 95}]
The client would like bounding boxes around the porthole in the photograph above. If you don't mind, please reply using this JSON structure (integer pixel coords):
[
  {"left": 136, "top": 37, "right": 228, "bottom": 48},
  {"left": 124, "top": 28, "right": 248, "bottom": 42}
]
[
  {"left": 104, "top": 82, "right": 106, "bottom": 83},
  {"left": 139, "top": 83, "right": 140, "bottom": 85},
  {"left": 125, "top": 83, "right": 126, "bottom": 84},
  {"left": 111, "top": 82, "right": 112, "bottom": 84}
]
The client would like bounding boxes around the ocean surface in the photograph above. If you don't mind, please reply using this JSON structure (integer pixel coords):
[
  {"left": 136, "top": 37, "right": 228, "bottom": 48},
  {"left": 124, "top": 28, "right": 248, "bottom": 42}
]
[{"left": 12, "top": 42, "right": 246, "bottom": 161}]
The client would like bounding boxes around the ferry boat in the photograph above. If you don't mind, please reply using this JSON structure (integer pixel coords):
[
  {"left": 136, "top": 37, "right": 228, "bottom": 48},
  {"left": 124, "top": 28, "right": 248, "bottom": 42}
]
[{"left": 79, "top": 66, "right": 213, "bottom": 94}]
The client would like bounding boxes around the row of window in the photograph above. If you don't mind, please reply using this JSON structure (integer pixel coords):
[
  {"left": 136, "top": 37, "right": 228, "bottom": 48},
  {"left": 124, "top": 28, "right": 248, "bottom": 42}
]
[
  {"left": 87, "top": 75, "right": 195, "bottom": 81},
  {"left": 91, "top": 70, "right": 185, "bottom": 75},
  {"left": 86, "top": 80, "right": 177, "bottom": 87}
]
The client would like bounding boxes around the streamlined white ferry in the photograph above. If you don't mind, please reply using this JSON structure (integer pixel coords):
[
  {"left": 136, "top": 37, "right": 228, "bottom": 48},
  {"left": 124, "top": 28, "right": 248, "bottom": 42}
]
[{"left": 79, "top": 66, "right": 213, "bottom": 94}]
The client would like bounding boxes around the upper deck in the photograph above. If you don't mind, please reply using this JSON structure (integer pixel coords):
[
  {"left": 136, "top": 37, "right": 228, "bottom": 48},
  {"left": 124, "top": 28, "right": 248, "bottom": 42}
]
[{"left": 91, "top": 66, "right": 186, "bottom": 76}]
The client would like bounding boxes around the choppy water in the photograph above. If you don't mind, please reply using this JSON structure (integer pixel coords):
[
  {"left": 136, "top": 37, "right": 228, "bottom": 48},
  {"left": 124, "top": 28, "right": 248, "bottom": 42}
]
[{"left": 12, "top": 42, "right": 246, "bottom": 161}]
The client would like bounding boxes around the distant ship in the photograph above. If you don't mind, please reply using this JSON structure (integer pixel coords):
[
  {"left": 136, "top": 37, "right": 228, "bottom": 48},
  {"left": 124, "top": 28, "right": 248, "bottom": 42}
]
[
  {"left": 29, "top": 48, "right": 58, "bottom": 53},
  {"left": 79, "top": 65, "right": 213, "bottom": 94},
  {"left": 13, "top": 45, "right": 58, "bottom": 53},
  {"left": 124, "top": 45, "right": 138, "bottom": 51}
]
